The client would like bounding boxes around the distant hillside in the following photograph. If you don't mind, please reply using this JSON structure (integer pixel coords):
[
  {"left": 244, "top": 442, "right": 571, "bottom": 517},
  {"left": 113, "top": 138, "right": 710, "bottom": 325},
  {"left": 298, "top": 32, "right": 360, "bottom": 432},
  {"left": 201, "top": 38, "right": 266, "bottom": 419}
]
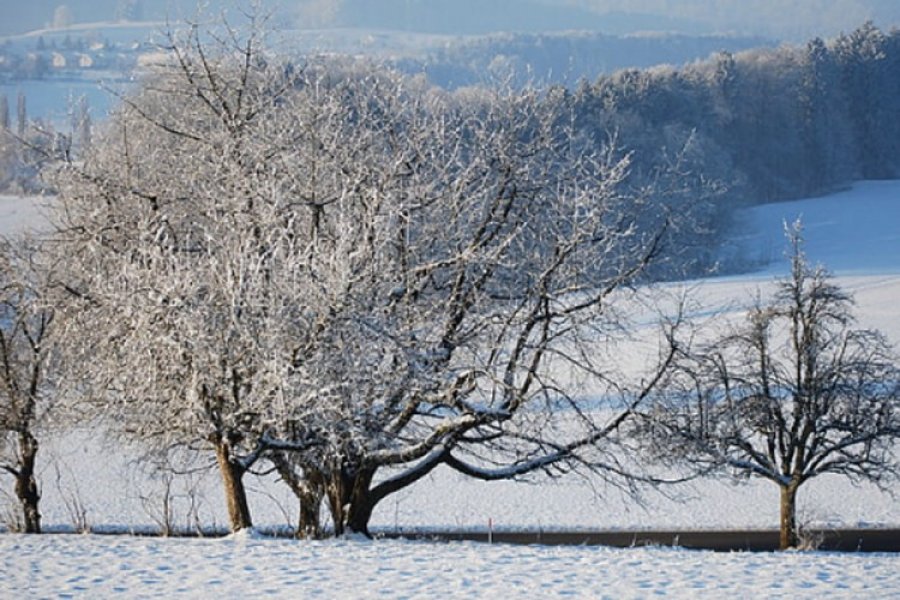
[
  {"left": 316, "top": 0, "right": 704, "bottom": 35},
  {"left": 408, "top": 30, "right": 770, "bottom": 88},
  {"left": 5, "top": 1, "right": 900, "bottom": 40}
]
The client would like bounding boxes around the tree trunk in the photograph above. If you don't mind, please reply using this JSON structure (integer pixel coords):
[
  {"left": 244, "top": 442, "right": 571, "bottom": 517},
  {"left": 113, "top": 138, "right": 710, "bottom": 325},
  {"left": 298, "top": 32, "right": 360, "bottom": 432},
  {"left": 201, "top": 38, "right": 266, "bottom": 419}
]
[
  {"left": 272, "top": 456, "right": 324, "bottom": 539},
  {"left": 14, "top": 431, "right": 40, "bottom": 534},
  {"left": 346, "top": 488, "right": 376, "bottom": 537},
  {"left": 779, "top": 483, "right": 799, "bottom": 550},
  {"left": 214, "top": 441, "right": 253, "bottom": 533},
  {"left": 296, "top": 488, "right": 323, "bottom": 540},
  {"left": 326, "top": 467, "right": 376, "bottom": 538}
]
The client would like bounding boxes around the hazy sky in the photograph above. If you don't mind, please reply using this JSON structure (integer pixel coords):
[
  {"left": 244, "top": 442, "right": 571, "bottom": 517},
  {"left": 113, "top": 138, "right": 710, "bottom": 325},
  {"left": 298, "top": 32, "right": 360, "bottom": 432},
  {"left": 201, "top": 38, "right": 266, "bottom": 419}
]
[{"left": 1, "top": 0, "right": 898, "bottom": 40}]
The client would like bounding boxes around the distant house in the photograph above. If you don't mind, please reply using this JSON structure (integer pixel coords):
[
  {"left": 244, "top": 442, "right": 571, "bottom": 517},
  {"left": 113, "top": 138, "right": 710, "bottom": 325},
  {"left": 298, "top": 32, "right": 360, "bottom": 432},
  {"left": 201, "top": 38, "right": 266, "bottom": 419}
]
[
  {"left": 78, "top": 54, "right": 94, "bottom": 68},
  {"left": 52, "top": 52, "right": 67, "bottom": 68}
]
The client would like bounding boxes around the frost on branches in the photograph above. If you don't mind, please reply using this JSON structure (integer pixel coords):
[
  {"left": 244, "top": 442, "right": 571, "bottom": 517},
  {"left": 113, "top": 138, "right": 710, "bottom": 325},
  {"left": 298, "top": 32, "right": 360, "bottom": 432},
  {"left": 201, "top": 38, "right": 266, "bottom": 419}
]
[
  {"left": 0, "top": 237, "right": 57, "bottom": 534},
  {"left": 637, "top": 223, "right": 900, "bottom": 549},
  {"left": 50, "top": 17, "right": 678, "bottom": 536}
]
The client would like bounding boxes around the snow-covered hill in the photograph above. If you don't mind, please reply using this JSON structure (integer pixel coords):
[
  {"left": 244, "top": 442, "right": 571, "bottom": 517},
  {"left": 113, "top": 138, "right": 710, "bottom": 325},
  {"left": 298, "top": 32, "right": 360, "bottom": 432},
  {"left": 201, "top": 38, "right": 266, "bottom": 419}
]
[{"left": 735, "top": 180, "right": 900, "bottom": 277}]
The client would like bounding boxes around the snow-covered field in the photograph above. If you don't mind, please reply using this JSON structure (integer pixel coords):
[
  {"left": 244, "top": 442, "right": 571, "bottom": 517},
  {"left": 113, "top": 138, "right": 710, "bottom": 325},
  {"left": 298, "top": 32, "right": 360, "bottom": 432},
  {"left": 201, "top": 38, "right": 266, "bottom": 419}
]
[
  {"left": 0, "top": 181, "right": 899, "bottom": 597},
  {"left": 2, "top": 533, "right": 897, "bottom": 599}
]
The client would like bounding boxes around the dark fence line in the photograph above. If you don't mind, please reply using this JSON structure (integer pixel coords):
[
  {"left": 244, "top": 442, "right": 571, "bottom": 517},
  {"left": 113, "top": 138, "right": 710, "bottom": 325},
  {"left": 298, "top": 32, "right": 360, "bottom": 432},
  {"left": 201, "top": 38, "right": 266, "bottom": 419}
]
[
  {"left": 381, "top": 529, "right": 900, "bottom": 552},
  {"left": 8, "top": 525, "right": 899, "bottom": 551}
]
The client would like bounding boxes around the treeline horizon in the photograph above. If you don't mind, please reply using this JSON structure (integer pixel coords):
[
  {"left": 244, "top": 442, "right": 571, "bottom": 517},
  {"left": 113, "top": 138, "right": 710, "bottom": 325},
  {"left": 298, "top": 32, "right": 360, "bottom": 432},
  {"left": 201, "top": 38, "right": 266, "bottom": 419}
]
[
  {"left": 573, "top": 21, "right": 899, "bottom": 204},
  {"left": 0, "top": 21, "right": 898, "bottom": 277},
  {"left": 551, "top": 21, "right": 899, "bottom": 275}
]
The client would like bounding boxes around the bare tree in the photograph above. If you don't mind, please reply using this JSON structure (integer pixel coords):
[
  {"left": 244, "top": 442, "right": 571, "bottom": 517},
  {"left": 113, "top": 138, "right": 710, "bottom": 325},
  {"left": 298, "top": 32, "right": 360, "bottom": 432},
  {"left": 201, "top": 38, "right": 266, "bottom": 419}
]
[
  {"left": 51, "top": 12, "right": 679, "bottom": 536},
  {"left": 0, "top": 237, "right": 57, "bottom": 534},
  {"left": 256, "top": 81, "right": 681, "bottom": 535},
  {"left": 638, "top": 223, "right": 900, "bottom": 549},
  {"left": 51, "top": 14, "right": 301, "bottom": 532}
]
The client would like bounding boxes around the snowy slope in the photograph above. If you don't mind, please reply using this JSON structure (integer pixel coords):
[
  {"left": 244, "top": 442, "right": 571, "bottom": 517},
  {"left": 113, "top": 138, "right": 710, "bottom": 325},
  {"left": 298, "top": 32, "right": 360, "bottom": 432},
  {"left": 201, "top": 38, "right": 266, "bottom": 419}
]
[{"left": 734, "top": 180, "right": 900, "bottom": 276}]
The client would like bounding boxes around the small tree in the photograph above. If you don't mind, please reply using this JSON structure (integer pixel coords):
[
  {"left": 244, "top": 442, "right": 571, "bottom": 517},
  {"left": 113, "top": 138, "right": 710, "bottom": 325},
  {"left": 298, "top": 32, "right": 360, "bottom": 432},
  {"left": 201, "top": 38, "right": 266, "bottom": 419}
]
[
  {"left": 0, "top": 238, "right": 57, "bottom": 534},
  {"left": 640, "top": 223, "right": 900, "bottom": 549}
]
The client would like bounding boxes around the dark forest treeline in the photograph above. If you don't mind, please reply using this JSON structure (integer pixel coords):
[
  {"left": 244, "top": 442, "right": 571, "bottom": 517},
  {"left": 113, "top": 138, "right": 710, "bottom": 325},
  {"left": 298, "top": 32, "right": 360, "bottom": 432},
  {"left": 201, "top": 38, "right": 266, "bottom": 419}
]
[
  {"left": 574, "top": 21, "right": 900, "bottom": 206},
  {"left": 559, "top": 22, "right": 900, "bottom": 276}
]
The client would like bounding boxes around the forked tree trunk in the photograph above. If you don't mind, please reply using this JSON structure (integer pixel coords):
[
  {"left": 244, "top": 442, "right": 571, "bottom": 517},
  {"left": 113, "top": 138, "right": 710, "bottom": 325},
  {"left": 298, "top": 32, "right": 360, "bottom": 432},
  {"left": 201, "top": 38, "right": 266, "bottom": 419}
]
[
  {"left": 326, "top": 467, "right": 376, "bottom": 538},
  {"left": 779, "top": 483, "right": 799, "bottom": 550},
  {"left": 14, "top": 431, "right": 40, "bottom": 534},
  {"left": 214, "top": 441, "right": 253, "bottom": 532}
]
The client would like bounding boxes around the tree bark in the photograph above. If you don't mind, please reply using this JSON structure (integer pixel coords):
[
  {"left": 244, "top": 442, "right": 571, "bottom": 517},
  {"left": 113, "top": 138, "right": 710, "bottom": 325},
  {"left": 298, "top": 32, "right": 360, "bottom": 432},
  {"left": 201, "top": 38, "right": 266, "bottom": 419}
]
[
  {"left": 272, "top": 455, "right": 324, "bottom": 539},
  {"left": 214, "top": 441, "right": 253, "bottom": 533},
  {"left": 779, "top": 483, "right": 799, "bottom": 550},
  {"left": 296, "top": 487, "right": 323, "bottom": 540},
  {"left": 14, "top": 431, "right": 40, "bottom": 534},
  {"left": 326, "top": 467, "right": 376, "bottom": 538}
]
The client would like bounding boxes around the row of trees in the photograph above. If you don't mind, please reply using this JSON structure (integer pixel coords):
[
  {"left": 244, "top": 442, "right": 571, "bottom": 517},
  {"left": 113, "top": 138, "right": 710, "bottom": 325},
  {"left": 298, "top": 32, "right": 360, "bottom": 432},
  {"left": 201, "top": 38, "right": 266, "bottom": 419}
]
[
  {"left": 0, "top": 15, "right": 898, "bottom": 548},
  {"left": 37, "top": 18, "right": 680, "bottom": 538}
]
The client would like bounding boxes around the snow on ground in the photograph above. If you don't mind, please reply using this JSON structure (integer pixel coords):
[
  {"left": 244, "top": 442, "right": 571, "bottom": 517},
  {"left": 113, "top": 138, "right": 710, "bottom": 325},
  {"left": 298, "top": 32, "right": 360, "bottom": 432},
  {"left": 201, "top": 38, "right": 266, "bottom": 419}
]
[
  {"left": 1, "top": 534, "right": 897, "bottom": 599},
  {"left": 734, "top": 180, "right": 900, "bottom": 276},
  {"left": 1, "top": 182, "right": 900, "bottom": 598}
]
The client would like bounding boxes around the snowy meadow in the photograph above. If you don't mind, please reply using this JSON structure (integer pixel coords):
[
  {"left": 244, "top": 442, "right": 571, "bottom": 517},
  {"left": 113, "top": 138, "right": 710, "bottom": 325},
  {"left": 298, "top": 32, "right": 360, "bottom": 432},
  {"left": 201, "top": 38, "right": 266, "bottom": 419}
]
[
  {"left": 2, "top": 533, "right": 898, "bottom": 599},
  {"left": 0, "top": 182, "right": 899, "bottom": 598}
]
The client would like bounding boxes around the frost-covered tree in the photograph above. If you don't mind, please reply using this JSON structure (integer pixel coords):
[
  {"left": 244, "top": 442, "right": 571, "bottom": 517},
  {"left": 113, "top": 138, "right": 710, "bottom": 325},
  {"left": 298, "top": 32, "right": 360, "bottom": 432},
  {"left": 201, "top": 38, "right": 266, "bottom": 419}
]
[
  {"left": 638, "top": 223, "right": 900, "bottom": 549},
  {"left": 51, "top": 14, "right": 678, "bottom": 535},
  {"left": 0, "top": 238, "right": 57, "bottom": 534},
  {"left": 259, "top": 83, "right": 678, "bottom": 536},
  {"left": 51, "top": 16, "right": 306, "bottom": 532}
]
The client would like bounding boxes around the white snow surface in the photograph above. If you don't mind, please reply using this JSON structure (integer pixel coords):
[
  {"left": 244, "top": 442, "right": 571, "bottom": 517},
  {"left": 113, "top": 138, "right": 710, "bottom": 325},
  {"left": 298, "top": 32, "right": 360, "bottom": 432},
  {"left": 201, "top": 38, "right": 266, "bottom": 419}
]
[
  {"left": 2, "top": 181, "right": 900, "bottom": 597},
  {"left": 734, "top": 180, "right": 900, "bottom": 276},
  {"left": 2, "top": 534, "right": 897, "bottom": 599}
]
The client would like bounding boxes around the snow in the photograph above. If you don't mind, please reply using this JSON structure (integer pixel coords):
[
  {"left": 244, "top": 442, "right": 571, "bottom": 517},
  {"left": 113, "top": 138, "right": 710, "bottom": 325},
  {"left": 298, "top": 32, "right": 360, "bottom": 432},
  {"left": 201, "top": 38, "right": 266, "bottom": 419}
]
[
  {"left": 1, "top": 534, "right": 896, "bottom": 599},
  {"left": 733, "top": 180, "right": 900, "bottom": 276},
  {"left": 2, "top": 181, "right": 900, "bottom": 597}
]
